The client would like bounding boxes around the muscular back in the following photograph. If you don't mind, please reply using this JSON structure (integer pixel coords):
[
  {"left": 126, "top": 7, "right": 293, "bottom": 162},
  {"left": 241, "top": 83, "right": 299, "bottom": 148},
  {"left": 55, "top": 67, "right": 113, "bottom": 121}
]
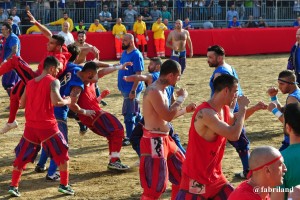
[{"left": 143, "top": 83, "right": 171, "bottom": 132}]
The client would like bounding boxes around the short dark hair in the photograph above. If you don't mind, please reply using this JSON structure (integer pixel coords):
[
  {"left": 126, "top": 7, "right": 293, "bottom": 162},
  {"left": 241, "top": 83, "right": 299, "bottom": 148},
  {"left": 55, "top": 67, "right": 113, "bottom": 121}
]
[
  {"left": 8, "top": 16, "right": 13, "bottom": 21},
  {"left": 207, "top": 45, "right": 225, "bottom": 56},
  {"left": 77, "top": 30, "right": 86, "bottom": 36},
  {"left": 160, "top": 59, "right": 181, "bottom": 76},
  {"left": 284, "top": 102, "right": 300, "bottom": 136},
  {"left": 67, "top": 44, "right": 80, "bottom": 62},
  {"left": 213, "top": 74, "right": 238, "bottom": 93},
  {"left": 82, "top": 61, "right": 97, "bottom": 72},
  {"left": 43, "top": 56, "right": 59, "bottom": 69},
  {"left": 63, "top": 12, "right": 68, "bottom": 15},
  {"left": 52, "top": 35, "right": 65, "bottom": 46},
  {"left": 278, "top": 70, "right": 296, "bottom": 83},
  {"left": 2, "top": 22, "right": 12, "bottom": 33},
  {"left": 150, "top": 57, "right": 162, "bottom": 66}
]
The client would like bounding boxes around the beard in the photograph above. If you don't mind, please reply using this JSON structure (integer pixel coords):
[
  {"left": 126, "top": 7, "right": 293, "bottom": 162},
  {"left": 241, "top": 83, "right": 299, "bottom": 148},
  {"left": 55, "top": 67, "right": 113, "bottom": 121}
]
[
  {"left": 122, "top": 44, "right": 130, "bottom": 50},
  {"left": 208, "top": 62, "right": 218, "bottom": 68}
]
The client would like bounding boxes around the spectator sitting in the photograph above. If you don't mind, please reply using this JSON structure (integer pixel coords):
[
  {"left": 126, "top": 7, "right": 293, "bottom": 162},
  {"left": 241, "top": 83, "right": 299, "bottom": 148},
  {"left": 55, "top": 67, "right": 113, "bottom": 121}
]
[
  {"left": 73, "top": 20, "right": 87, "bottom": 32},
  {"left": 150, "top": 4, "right": 162, "bottom": 22},
  {"left": 7, "top": 16, "right": 20, "bottom": 36},
  {"left": 163, "top": 18, "right": 173, "bottom": 30},
  {"left": 293, "top": 16, "right": 300, "bottom": 27},
  {"left": 26, "top": 19, "right": 42, "bottom": 34},
  {"left": 258, "top": 16, "right": 268, "bottom": 28},
  {"left": 0, "top": 7, "right": 8, "bottom": 24},
  {"left": 226, "top": 4, "right": 239, "bottom": 22},
  {"left": 203, "top": 16, "right": 214, "bottom": 29},
  {"left": 88, "top": 19, "right": 107, "bottom": 32},
  {"left": 162, "top": 5, "right": 172, "bottom": 21},
  {"left": 58, "top": 21, "right": 75, "bottom": 46},
  {"left": 228, "top": 16, "right": 241, "bottom": 28},
  {"left": 183, "top": 17, "right": 194, "bottom": 30},
  {"left": 99, "top": 4, "right": 112, "bottom": 31},
  {"left": 244, "top": 15, "right": 258, "bottom": 28},
  {"left": 47, "top": 12, "right": 74, "bottom": 32}
]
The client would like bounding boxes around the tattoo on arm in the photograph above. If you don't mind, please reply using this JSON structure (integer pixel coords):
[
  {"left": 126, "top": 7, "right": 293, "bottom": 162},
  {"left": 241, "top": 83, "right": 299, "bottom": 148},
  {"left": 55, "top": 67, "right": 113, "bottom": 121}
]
[
  {"left": 7, "top": 45, "right": 18, "bottom": 59},
  {"left": 51, "top": 79, "right": 61, "bottom": 92},
  {"left": 194, "top": 110, "right": 203, "bottom": 123},
  {"left": 70, "top": 87, "right": 82, "bottom": 98}
]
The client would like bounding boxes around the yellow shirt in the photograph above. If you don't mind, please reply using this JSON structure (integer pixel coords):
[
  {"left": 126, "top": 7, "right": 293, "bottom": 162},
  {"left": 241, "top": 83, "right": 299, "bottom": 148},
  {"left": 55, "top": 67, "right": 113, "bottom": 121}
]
[
  {"left": 88, "top": 23, "right": 107, "bottom": 32},
  {"left": 152, "top": 22, "right": 168, "bottom": 39},
  {"left": 26, "top": 25, "right": 41, "bottom": 34},
  {"left": 133, "top": 21, "right": 146, "bottom": 35},
  {"left": 112, "top": 24, "right": 127, "bottom": 39},
  {"left": 49, "top": 18, "right": 74, "bottom": 32}
]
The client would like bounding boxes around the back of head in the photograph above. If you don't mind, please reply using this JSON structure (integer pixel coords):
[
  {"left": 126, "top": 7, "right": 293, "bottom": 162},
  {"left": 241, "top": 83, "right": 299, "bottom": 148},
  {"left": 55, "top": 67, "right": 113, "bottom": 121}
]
[
  {"left": 43, "top": 56, "right": 59, "bottom": 70},
  {"left": 160, "top": 59, "right": 181, "bottom": 76},
  {"left": 213, "top": 74, "right": 238, "bottom": 93},
  {"left": 150, "top": 57, "right": 162, "bottom": 67},
  {"left": 67, "top": 44, "right": 80, "bottom": 62},
  {"left": 284, "top": 102, "right": 300, "bottom": 136},
  {"left": 82, "top": 61, "right": 97, "bottom": 73},
  {"left": 278, "top": 70, "right": 297, "bottom": 83},
  {"left": 52, "top": 35, "right": 65, "bottom": 46},
  {"left": 249, "top": 146, "right": 281, "bottom": 171},
  {"left": 207, "top": 45, "right": 225, "bottom": 56}
]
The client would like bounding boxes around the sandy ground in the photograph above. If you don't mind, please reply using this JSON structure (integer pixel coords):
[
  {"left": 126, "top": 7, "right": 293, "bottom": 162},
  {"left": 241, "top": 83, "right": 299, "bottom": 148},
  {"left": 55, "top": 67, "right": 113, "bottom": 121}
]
[{"left": 0, "top": 54, "right": 287, "bottom": 199}]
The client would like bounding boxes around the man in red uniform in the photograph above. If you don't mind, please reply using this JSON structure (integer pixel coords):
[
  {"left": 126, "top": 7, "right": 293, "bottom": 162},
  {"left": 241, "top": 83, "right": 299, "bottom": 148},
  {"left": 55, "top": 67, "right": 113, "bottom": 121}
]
[
  {"left": 66, "top": 61, "right": 132, "bottom": 170},
  {"left": 228, "top": 146, "right": 286, "bottom": 200},
  {"left": 8, "top": 56, "right": 74, "bottom": 197},
  {"left": 0, "top": 11, "right": 70, "bottom": 134},
  {"left": 176, "top": 74, "right": 251, "bottom": 199},
  {"left": 140, "top": 59, "right": 195, "bottom": 199}
]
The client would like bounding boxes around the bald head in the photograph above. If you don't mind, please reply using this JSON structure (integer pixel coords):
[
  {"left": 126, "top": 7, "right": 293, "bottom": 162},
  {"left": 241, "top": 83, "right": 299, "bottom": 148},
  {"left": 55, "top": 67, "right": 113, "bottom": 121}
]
[
  {"left": 249, "top": 146, "right": 281, "bottom": 170},
  {"left": 124, "top": 33, "right": 134, "bottom": 41}
]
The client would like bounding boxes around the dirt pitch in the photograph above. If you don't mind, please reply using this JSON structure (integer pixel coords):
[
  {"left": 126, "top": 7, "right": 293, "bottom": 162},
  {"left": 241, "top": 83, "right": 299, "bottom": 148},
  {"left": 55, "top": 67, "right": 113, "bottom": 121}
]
[{"left": 0, "top": 54, "right": 288, "bottom": 199}]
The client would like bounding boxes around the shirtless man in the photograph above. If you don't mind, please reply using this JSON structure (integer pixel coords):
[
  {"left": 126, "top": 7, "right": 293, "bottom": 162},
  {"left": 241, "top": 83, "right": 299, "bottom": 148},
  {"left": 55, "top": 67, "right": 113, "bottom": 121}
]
[
  {"left": 140, "top": 59, "right": 195, "bottom": 199},
  {"left": 166, "top": 19, "right": 193, "bottom": 74},
  {"left": 176, "top": 74, "right": 250, "bottom": 199},
  {"left": 73, "top": 30, "right": 99, "bottom": 64}
]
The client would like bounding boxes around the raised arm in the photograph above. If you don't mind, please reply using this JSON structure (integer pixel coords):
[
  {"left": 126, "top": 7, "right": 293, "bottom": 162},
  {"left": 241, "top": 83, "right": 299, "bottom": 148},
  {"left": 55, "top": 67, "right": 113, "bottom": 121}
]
[
  {"left": 50, "top": 79, "right": 71, "bottom": 107},
  {"left": 27, "top": 11, "right": 52, "bottom": 40},
  {"left": 97, "top": 62, "right": 132, "bottom": 78},
  {"left": 123, "top": 74, "right": 153, "bottom": 85}
]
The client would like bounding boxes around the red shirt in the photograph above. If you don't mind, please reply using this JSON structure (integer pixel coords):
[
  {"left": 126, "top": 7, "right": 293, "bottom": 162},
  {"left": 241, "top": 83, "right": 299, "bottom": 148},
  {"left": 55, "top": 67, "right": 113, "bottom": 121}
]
[
  {"left": 25, "top": 74, "right": 58, "bottom": 129},
  {"left": 37, "top": 45, "right": 70, "bottom": 77},
  {"left": 182, "top": 102, "right": 230, "bottom": 185},
  {"left": 228, "top": 181, "right": 271, "bottom": 200},
  {"left": 77, "top": 83, "right": 102, "bottom": 127}
]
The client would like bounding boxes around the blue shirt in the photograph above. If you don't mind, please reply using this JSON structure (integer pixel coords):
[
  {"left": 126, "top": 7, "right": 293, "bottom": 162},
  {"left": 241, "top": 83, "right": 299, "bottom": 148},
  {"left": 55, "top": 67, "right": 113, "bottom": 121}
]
[
  {"left": 118, "top": 49, "right": 144, "bottom": 93},
  {"left": 228, "top": 21, "right": 240, "bottom": 28},
  {"left": 54, "top": 62, "right": 84, "bottom": 120},
  {"left": 4, "top": 33, "right": 20, "bottom": 60},
  {"left": 209, "top": 64, "right": 243, "bottom": 112},
  {"left": 288, "top": 88, "right": 300, "bottom": 102}
]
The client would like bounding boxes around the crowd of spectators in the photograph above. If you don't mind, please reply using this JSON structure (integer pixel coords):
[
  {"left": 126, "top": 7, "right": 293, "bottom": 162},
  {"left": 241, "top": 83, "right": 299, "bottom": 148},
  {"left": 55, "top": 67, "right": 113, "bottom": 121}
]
[{"left": 0, "top": 0, "right": 299, "bottom": 34}]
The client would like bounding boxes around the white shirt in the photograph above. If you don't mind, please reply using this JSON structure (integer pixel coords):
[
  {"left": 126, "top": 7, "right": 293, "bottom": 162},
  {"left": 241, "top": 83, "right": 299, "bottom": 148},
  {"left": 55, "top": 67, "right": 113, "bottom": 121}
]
[{"left": 58, "top": 31, "right": 74, "bottom": 46}]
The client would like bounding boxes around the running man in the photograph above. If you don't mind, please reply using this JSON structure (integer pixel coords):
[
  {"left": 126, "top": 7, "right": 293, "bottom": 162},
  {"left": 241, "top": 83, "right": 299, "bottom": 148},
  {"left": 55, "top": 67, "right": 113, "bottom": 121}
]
[
  {"left": 267, "top": 70, "right": 300, "bottom": 151},
  {"left": 140, "top": 59, "right": 192, "bottom": 199},
  {"left": 8, "top": 56, "right": 74, "bottom": 197},
  {"left": 166, "top": 19, "right": 193, "bottom": 74}
]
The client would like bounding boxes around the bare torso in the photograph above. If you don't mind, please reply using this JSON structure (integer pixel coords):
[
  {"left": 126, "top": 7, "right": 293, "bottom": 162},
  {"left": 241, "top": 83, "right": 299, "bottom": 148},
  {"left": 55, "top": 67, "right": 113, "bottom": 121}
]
[
  {"left": 170, "top": 29, "right": 189, "bottom": 52},
  {"left": 143, "top": 83, "right": 170, "bottom": 132},
  {"left": 74, "top": 41, "right": 92, "bottom": 64}
]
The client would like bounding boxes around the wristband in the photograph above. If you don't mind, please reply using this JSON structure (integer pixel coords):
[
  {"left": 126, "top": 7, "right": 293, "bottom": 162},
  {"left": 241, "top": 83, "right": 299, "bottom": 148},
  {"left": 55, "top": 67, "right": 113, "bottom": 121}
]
[
  {"left": 176, "top": 96, "right": 185, "bottom": 103},
  {"left": 115, "top": 64, "right": 123, "bottom": 70},
  {"left": 130, "top": 90, "right": 136, "bottom": 94},
  {"left": 271, "top": 107, "right": 283, "bottom": 118},
  {"left": 81, "top": 109, "right": 86, "bottom": 115},
  {"left": 108, "top": 64, "right": 113, "bottom": 67},
  {"left": 270, "top": 96, "right": 279, "bottom": 105}
]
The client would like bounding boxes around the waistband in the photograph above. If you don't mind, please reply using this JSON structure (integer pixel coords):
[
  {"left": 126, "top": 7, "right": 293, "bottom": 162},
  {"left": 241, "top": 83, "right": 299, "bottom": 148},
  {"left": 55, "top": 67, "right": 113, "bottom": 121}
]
[{"left": 143, "top": 127, "right": 169, "bottom": 138}]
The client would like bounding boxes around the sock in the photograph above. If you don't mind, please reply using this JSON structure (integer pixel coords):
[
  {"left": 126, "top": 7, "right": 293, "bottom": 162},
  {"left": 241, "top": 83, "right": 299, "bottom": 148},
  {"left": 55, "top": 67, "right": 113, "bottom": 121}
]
[
  {"left": 60, "top": 170, "right": 69, "bottom": 186},
  {"left": 11, "top": 169, "right": 22, "bottom": 187}
]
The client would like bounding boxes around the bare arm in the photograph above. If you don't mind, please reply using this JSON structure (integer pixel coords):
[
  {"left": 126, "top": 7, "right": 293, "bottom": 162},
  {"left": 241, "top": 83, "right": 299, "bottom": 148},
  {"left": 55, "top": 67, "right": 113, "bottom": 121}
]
[
  {"left": 123, "top": 74, "right": 153, "bottom": 85},
  {"left": 174, "top": 102, "right": 197, "bottom": 118},
  {"left": 186, "top": 31, "right": 193, "bottom": 57},
  {"left": 69, "top": 86, "right": 96, "bottom": 117},
  {"left": 6, "top": 44, "right": 18, "bottom": 60},
  {"left": 270, "top": 191, "right": 285, "bottom": 200},
  {"left": 166, "top": 32, "right": 173, "bottom": 50},
  {"left": 19, "top": 88, "right": 26, "bottom": 109},
  {"left": 97, "top": 62, "right": 133, "bottom": 78},
  {"left": 129, "top": 71, "right": 142, "bottom": 100},
  {"left": 244, "top": 101, "right": 268, "bottom": 120},
  {"left": 50, "top": 79, "right": 71, "bottom": 107},
  {"left": 27, "top": 11, "right": 52, "bottom": 40}
]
